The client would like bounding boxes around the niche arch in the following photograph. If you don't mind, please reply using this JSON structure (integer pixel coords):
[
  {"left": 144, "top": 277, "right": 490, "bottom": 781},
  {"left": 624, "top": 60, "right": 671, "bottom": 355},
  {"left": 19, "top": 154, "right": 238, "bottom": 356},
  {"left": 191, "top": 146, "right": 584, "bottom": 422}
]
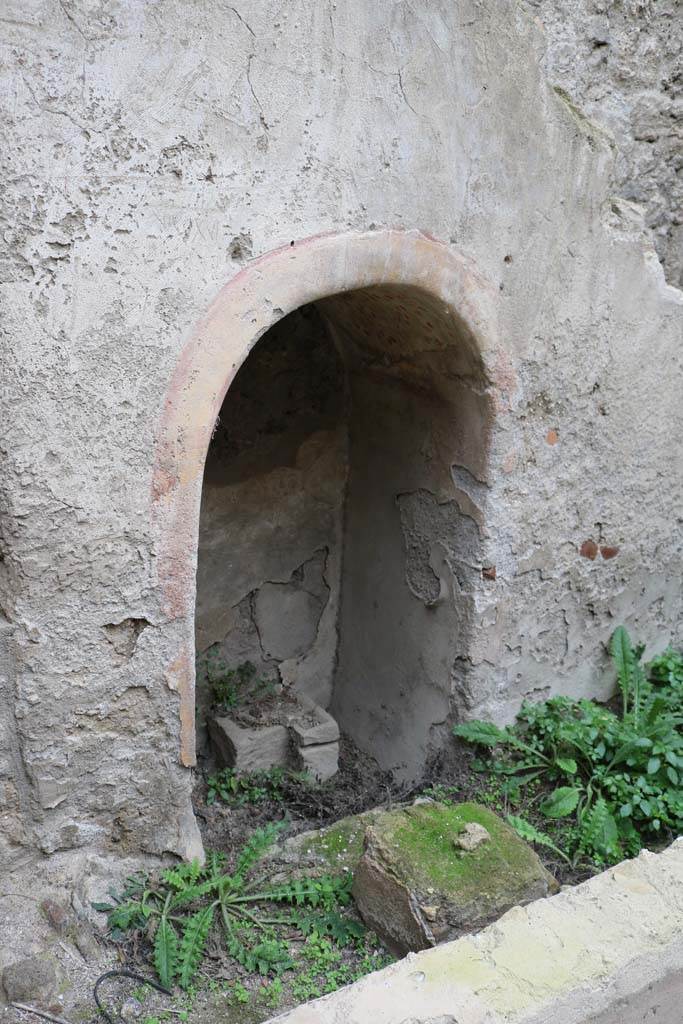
[{"left": 153, "top": 229, "right": 499, "bottom": 770}]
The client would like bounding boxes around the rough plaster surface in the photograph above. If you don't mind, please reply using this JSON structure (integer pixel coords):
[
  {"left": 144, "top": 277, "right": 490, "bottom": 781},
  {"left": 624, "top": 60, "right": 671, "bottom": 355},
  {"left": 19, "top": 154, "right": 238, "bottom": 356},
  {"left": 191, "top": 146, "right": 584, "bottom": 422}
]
[
  {"left": 0, "top": 0, "right": 681, "bottom": 868},
  {"left": 270, "top": 839, "right": 683, "bottom": 1024},
  {"left": 531, "top": 0, "right": 683, "bottom": 289}
]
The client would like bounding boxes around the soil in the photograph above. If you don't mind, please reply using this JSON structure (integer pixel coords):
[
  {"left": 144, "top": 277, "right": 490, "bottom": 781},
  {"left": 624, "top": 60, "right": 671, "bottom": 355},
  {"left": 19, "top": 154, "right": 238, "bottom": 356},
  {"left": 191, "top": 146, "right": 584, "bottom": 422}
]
[
  {"left": 228, "top": 685, "right": 311, "bottom": 729},
  {"left": 195, "top": 735, "right": 401, "bottom": 853},
  {"left": 195, "top": 735, "right": 595, "bottom": 887}
]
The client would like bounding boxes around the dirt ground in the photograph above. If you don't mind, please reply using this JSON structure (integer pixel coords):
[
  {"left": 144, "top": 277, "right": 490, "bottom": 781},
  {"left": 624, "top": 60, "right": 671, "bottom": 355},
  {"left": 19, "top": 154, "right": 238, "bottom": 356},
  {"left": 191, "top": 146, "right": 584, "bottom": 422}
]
[{"left": 195, "top": 735, "right": 597, "bottom": 887}]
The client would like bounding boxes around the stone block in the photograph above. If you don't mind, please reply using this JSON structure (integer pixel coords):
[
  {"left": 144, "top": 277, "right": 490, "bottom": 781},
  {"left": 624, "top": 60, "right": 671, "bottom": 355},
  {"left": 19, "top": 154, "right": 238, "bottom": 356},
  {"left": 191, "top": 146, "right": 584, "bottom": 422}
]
[
  {"left": 208, "top": 715, "right": 291, "bottom": 771},
  {"left": 289, "top": 693, "right": 340, "bottom": 746},
  {"left": 263, "top": 809, "right": 385, "bottom": 880},
  {"left": 296, "top": 740, "right": 339, "bottom": 782},
  {"left": 352, "top": 800, "right": 558, "bottom": 956}
]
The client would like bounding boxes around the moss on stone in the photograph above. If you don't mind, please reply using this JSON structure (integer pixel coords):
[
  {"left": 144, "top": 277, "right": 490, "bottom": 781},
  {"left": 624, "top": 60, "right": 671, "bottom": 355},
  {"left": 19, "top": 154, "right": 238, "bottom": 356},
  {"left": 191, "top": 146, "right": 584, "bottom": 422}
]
[
  {"left": 370, "top": 802, "right": 553, "bottom": 907},
  {"left": 294, "top": 810, "right": 382, "bottom": 874}
]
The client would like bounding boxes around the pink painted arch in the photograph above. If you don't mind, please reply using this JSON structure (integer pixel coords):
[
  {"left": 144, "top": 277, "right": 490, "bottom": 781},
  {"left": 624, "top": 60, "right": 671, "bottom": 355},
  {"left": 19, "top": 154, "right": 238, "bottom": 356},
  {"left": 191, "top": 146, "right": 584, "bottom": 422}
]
[{"left": 151, "top": 228, "right": 500, "bottom": 766}]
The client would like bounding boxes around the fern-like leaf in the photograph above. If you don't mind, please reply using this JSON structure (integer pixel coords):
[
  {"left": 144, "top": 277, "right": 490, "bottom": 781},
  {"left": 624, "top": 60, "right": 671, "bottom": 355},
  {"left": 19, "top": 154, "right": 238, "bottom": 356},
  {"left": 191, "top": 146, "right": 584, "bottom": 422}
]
[
  {"left": 631, "top": 661, "right": 647, "bottom": 731},
  {"left": 226, "top": 934, "right": 257, "bottom": 972},
  {"left": 178, "top": 905, "right": 214, "bottom": 990},
  {"left": 506, "top": 814, "right": 570, "bottom": 864},
  {"left": 234, "top": 822, "right": 283, "bottom": 879},
  {"left": 108, "top": 900, "right": 146, "bottom": 931},
  {"left": 170, "top": 878, "right": 219, "bottom": 909},
  {"left": 611, "top": 626, "right": 635, "bottom": 718},
  {"left": 154, "top": 917, "right": 179, "bottom": 989},
  {"left": 294, "top": 909, "right": 365, "bottom": 944},
  {"left": 161, "top": 859, "right": 202, "bottom": 890},
  {"left": 266, "top": 874, "right": 351, "bottom": 909},
  {"left": 579, "top": 798, "right": 620, "bottom": 863},
  {"left": 251, "top": 939, "right": 294, "bottom": 976},
  {"left": 205, "top": 850, "right": 226, "bottom": 880}
]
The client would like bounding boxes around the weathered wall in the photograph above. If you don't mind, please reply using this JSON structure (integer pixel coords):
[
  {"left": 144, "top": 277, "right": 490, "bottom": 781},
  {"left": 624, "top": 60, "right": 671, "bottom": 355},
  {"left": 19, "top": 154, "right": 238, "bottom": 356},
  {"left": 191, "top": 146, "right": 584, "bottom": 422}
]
[
  {"left": 195, "top": 304, "right": 346, "bottom": 743},
  {"left": 530, "top": 0, "right": 682, "bottom": 288},
  {"left": 270, "top": 839, "right": 683, "bottom": 1024},
  {"left": 0, "top": 0, "right": 681, "bottom": 868},
  {"left": 323, "top": 287, "right": 490, "bottom": 780}
]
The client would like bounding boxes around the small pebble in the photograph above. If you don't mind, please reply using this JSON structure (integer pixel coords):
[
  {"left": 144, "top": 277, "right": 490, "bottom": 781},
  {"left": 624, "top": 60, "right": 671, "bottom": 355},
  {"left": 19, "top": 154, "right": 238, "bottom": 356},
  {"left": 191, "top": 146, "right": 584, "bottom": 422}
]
[
  {"left": 453, "top": 822, "right": 490, "bottom": 852},
  {"left": 120, "top": 997, "right": 143, "bottom": 1021}
]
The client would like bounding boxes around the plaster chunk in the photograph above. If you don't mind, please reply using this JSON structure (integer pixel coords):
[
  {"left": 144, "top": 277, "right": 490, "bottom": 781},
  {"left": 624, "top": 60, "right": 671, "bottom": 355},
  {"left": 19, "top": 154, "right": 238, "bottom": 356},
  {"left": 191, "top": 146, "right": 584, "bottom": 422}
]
[{"left": 453, "top": 822, "right": 490, "bottom": 852}]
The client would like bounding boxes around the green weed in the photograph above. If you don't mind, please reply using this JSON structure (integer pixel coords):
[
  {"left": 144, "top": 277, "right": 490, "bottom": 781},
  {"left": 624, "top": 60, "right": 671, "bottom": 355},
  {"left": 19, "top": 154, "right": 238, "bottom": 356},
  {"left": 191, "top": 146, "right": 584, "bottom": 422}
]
[
  {"left": 290, "top": 933, "right": 391, "bottom": 1003},
  {"left": 95, "top": 825, "right": 358, "bottom": 992},
  {"left": 197, "top": 654, "right": 276, "bottom": 711},
  {"left": 227, "top": 980, "right": 250, "bottom": 1005},
  {"left": 258, "top": 977, "right": 283, "bottom": 1009},
  {"left": 206, "top": 766, "right": 286, "bottom": 807},
  {"left": 454, "top": 628, "right": 683, "bottom": 865}
]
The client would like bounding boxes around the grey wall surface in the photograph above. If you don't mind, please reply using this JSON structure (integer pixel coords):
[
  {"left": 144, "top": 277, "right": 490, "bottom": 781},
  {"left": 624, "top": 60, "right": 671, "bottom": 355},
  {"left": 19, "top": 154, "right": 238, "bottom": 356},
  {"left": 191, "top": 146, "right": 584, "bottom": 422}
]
[
  {"left": 0, "top": 0, "right": 681, "bottom": 870},
  {"left": 324, "top": 286, "right": 490, "bottom": 779},
  {"left": 531, "top": 0, "right": 682, "bottom": 289}
]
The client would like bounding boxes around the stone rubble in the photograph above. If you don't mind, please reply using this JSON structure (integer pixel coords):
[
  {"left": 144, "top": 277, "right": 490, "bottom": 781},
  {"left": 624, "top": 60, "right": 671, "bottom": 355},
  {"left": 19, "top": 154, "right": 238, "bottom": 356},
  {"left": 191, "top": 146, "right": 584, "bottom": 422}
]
[{"left": 209, "top": 692, "right": 340, "bottom": 781}]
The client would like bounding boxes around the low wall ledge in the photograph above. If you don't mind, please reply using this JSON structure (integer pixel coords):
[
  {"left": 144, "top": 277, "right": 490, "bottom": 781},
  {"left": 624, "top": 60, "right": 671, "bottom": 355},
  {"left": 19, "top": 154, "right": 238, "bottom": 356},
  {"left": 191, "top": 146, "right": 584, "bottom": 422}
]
[{"left": 270, "top": 838, "right": 683, "bottom": 1024}]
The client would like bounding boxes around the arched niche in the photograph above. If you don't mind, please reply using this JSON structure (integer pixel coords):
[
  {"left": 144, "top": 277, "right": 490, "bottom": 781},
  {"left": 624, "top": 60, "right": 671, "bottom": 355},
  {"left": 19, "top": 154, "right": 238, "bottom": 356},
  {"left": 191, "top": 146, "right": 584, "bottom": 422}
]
[{"left": 152, "top": 230, "right": 499, "bottom": 775}]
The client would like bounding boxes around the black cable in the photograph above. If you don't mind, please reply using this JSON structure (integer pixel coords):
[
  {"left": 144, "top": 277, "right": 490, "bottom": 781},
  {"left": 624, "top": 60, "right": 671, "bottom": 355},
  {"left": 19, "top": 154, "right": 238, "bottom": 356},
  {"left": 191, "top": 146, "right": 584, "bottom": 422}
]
[{"left": 93, "top": 970, "right": 171, "bottom": 1024}]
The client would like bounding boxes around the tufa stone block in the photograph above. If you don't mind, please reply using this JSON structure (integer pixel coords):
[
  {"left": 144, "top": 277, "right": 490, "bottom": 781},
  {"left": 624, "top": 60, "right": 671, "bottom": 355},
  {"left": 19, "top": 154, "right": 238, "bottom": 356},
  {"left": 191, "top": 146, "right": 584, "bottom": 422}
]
[
  {"left": 208, "top": 715, "right": 291, "bottom": 771},
  {"left": 289, "top": 693, "right": 340, "bottom": 746}
]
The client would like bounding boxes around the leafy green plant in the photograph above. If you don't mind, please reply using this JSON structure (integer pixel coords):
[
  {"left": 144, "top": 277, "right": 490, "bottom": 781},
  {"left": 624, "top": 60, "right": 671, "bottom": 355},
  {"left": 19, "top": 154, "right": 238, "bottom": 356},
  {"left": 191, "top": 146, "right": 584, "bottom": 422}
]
[
  {"left": 258, "top": 976, "right": 284, "bottom": 1009},
  {"left": 95, "top": 824, "right": 356, "bottom": 990},
  {"left": 227, "top": 980, "right": 250, "bottom": 1005},
  {"left": 198, "top": 653, "right": 275, "bottom": 710},
  {"left": 290, "top": 933, "right": 392, "bottom": 1003},
  {"left": 506, "top": 814, "right": 571, "bottom": 864},
  {"left": 206, "top": 766, "right": 287, "bottom": 806},
  {"left": 454, "top": 629, "right": 683, "bottom": 865}
]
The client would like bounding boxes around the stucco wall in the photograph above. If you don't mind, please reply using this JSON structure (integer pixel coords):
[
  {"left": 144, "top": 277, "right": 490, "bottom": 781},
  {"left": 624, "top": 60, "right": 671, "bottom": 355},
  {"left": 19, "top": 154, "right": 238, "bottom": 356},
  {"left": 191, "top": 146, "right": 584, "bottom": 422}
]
[
  {"left": 530, "top": 0, "right": 682, "bottom": 289},
  {"left": 0, "top": 0, "right": 681, "bottom": 868}
]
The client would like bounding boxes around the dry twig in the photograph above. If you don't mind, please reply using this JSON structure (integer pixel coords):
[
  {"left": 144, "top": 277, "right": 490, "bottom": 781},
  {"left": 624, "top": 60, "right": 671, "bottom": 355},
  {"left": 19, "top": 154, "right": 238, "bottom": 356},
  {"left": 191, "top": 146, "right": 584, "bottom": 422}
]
[{"left": 11, "top": 1003, "right": 73, "bottom": 1024}]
